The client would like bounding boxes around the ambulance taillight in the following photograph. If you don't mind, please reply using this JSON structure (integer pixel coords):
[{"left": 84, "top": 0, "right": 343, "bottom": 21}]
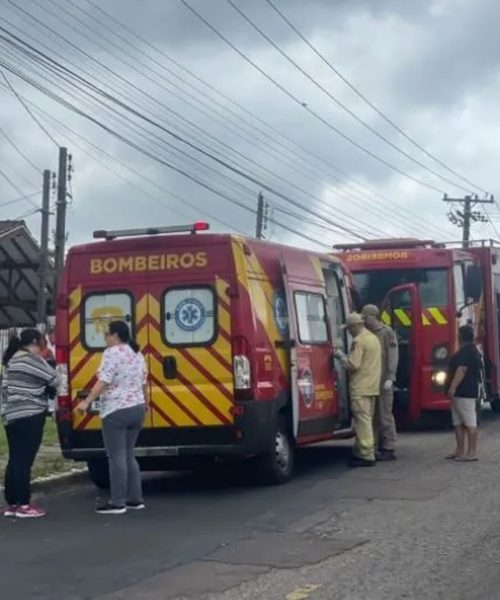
[
  {"left": 232, "top": 336, "right": 252, "bottom": 399},
  {"left": 55, "top": 347, "right": 72, "bottom": 421}
]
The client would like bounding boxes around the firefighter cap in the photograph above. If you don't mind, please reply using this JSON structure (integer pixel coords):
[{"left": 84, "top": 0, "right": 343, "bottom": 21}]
[
  {"left": 343, "top": 312, "right": 364, "bottom": 328},
  {"left": 361, "top": 304, "right": 380, "bottom": 319}
]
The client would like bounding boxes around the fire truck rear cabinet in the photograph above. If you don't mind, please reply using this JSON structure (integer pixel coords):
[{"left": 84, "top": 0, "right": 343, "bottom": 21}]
[
  {"left": 56, "top": 226, "right": 351, "bottom": 486},
  {"left": 334, "top": 239, "right": 484, "bottom": 425}
]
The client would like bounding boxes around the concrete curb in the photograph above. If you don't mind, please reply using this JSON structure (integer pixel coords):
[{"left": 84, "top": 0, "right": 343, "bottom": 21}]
[{"left": 32, "top": 468, "right": 89, "bottom": 496}]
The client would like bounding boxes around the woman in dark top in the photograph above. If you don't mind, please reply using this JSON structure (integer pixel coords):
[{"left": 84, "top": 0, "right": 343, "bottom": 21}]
[{"left": 445, "top": 325, "right": 482, "bottom": 462}]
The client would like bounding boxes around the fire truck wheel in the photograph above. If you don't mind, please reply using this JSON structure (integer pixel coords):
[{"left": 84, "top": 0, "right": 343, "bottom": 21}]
[
  {"left": 87, "top": 459, "right": 110, "bottom": 490},
  {"left": 490, "top": 398, "right": 500, "bottom": 413},
  {"left": 256, "top": 414, "right": 294, "bottom": 485}
]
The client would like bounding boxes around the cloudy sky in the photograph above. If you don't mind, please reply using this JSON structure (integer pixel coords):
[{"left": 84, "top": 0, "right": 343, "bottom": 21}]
[{"left": 0, "top": 0, "right": 499, "bottom": 250}]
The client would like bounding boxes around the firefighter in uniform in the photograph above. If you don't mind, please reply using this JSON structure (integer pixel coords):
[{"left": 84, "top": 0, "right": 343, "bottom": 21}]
[
  {"left": 335, "top": 312, "right": 381, "bottom": 467},
  {"left": 362, "top": 304, "right": 399, "bottom": 461}
]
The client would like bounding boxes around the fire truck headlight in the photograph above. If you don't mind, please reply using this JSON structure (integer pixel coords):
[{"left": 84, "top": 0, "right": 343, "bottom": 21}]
[
  {"left": 432, "top": 370, "right": 447, "bottom": 387},
  {"left": 433, "top": 345, "right": 449, "bottom": 361}
]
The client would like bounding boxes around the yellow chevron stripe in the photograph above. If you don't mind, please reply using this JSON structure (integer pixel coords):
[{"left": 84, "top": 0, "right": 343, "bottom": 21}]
[
  {"left": 136, "top": 293, "right": 148, "bottom": 323},
  {"left": 422, "top": 312, "right": 431, "bottom": 326},
  {"left": 381, "top": 311, "right": 390, "bottom": 325},
  {"left": 149, "top": 354, "right": 225, "bottom": 426},
  {"left": 233, "top": 243, "right": 288, "bottom": 374},
  {"left": 394, "top": 309, "right": 411, "bottom": 326},
  {"left": 69, "top": 315, "right": 80, "bottom": 346},
  {"left": 428, "top": 307, "right": 448, "bottom": 325},
  {"left": 69, "top": 286, "right": 82, "bottom": 309},
  {"left": 148, "top": 312, "right": 232, "bottom": 419}
]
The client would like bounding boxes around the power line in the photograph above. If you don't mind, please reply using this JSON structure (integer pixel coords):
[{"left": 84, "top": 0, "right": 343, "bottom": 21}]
[
  {"left": 181, "top": 0, "right": 445, "bottom": 195},
  {"left": 0, "top": 121, "right": 41, "bottom": 173},
  {"left": 20, "top": 94, "right": 251, "bottom": 235},
  {"left": 1, "top": 4, "right": 382, "bottom": 238},
  {"left": 4, "top": 0, "right": 448, "bottom": 239},
  {"left": 0, "top": 189, "right": 41, "bottom": 209},
  {"left": 80, "top": 0, "right": 451, "bottom": 238},
  {"left": 0, "top": 32, "right": 368, "bottom": 240},
  {"left": 226, "top": 0, "right": 477, "bottom": 195},
  {"left": 0, "top": 64, "right": 336, "bottom": 247},
  {"left": 0, "top": 68, "right": 58, "bottom": 146},
  {"left": 263, "top": 0, "right": 490, "bottom": 197}
]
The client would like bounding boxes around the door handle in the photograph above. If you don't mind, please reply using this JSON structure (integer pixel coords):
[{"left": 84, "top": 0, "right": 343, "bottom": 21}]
[{"left": 163, "top": 356, "right": 177, "bottom": 379}]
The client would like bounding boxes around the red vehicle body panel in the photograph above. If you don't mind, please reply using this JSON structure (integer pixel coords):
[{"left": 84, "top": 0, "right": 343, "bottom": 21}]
[{"left": 56, "top": 232, "right": 352, "bottom": 466}]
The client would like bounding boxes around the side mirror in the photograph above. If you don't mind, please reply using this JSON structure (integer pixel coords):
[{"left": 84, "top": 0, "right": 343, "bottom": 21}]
[{"left": 465, "top": 264, "right": 482, "bottom": 301}]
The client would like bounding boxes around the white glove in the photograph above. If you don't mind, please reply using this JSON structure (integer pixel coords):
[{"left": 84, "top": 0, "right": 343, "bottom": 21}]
[
  {"left": 383, "top": 380, "right": 393, "bottom": 391},
  {"left": 334, "top": 349, "right": 346, "bottom": 362}
]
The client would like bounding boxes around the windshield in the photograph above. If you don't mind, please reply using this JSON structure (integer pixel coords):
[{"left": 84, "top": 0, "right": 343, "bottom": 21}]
[{"left": 353, "top": 268, "right": 448, "bottom": 308}]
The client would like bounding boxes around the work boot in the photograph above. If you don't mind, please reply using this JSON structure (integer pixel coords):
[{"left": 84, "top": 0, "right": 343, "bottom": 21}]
[
  {"left": 376, "top": 449, "right": 397, "bottom": 462},
  {"left": 349, "top": 456, "right": 376, "bottom": 468}
]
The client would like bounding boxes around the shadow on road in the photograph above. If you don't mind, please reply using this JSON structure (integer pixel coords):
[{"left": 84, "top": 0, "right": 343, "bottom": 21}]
[{"left": 138, "top": 442, "right": 354, "bottom": 497}]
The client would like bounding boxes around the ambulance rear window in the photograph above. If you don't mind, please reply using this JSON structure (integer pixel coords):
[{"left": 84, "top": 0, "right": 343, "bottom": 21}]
[
  {"left": 163, "top": 287, "right": 216, "bottom": 346},
  {"left": 83, "top": 292, "right": 134, "bottom": 350}
]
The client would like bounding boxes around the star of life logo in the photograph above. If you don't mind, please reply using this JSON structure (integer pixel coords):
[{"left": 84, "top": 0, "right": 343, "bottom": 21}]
[{"left": 174, "top": 298, "right": 206, "bottom": 332}]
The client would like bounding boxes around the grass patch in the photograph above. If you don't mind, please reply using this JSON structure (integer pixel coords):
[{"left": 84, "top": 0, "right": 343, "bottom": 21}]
[{"left": 0, "top": 418, "right": 78, "bottom": 480}]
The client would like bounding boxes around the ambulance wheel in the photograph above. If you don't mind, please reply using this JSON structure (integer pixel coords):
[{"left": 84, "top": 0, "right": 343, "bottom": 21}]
[
  {"left": 87, "top": 459, "right": 110, "bottom": 490},
  {"left": 256, "top": 415, "right": 294, "bottom": 485},
  {"left": 490, "top": 398, "right": 500, "bottom": 413}
]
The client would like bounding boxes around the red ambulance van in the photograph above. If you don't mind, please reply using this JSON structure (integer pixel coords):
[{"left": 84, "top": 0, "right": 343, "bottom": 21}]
[{"left": 55, "top": 224, "right": 353, "bottom": 486}]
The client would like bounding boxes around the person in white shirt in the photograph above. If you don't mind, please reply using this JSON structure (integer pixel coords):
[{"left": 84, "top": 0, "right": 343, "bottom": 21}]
[{"left": 77, "top": 321, "right": 147, "bottom": 515}]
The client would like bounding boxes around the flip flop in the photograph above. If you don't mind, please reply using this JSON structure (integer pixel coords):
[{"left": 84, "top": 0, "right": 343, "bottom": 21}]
[
  {"left": 454, "top": 456, "right": 478, "bottom": 462},
  {"left": 445, "top": 454, "right": 456, "bottom": 460}
]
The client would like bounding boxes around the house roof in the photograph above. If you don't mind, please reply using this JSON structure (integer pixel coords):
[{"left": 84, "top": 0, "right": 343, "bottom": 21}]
[{"left": 0, "top": 220, "right": 56, "bottom": 328}]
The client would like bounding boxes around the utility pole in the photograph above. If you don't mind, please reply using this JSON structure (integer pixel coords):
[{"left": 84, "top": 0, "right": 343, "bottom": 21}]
[
  {"left": 37, "top": 169, "right": 51, "bottom": 325},
  {"left": 54, "top": 147, "right": 68, "bottom": 278},
  {"left": 443, "top": 194, "right": 494, "bottom": 248},
  {"left": 256, "top": 191, "right": 264, "bottom": 239}
]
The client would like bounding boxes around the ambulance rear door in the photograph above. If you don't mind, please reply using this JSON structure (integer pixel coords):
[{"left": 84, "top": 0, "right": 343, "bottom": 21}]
[
  {"left": 146, "top": 248, "right": 235, "bottom": 437},
  {"left": 281, "top": 257, "right": 337, "bottom": 442},
  {"left": 70, "top": 280, "right": 153, "bottom": 431}
]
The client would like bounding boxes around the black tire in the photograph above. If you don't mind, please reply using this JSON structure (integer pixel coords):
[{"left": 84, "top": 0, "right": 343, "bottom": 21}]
[
  {"left": 87, "top": 459, "right": 110, "bottom": 490},
  {"left": 490, "top": 398, "right": 500, "bottom": 413},
  {"left": 256, "top": 414, "right": 295, "bottom": 485}
]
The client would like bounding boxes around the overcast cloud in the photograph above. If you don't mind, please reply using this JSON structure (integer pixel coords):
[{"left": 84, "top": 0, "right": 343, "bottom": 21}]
[{"left": 0, "top": 0, "right": 499, "bottom": 250}]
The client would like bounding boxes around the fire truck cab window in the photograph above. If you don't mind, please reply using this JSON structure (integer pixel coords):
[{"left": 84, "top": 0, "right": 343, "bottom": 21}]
[
  {"left": 454, "top": 263, "right": 466, "bottom": 308},
  {"left": 163, "top": 287, "right": 216, "bottom": 346},
  {"left": 83, "top": 292, "right": 133, "bottom": 349},
  {"left": 353, "top": 268, "right": 448, "bottom": 308},
  {"left": 295, "top": 292, "right": 329, "bottom": 344}
]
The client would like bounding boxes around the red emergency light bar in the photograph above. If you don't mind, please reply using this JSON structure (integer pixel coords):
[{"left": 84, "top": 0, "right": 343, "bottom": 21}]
[
  {"left": 93, "top": 222, "right": 210, "bottom": 240},
  {"left": 333, "top": 238, "right": 441, "bottom": 251}
]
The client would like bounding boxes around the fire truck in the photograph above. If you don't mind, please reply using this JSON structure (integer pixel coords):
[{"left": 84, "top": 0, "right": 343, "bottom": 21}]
[
  {"left": 55, "top": 223, "right": 353, "bottom": 487},
  {"left": 334, "top": 239, "right": 486, "bottom": 425}
]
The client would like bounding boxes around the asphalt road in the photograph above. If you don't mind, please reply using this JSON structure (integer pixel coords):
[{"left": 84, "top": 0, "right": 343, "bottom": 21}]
[{"left": 2, "top": 415, "right": 500, "bottom": 600}]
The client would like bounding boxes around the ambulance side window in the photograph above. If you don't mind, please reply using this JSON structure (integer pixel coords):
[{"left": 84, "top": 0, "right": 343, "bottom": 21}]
[
  {"left": 163, "top": 287, "right": 216, "bottom": 346},
  {"left": 83, "top": 292, "right": 133, "bottom": 349},
  {"left": 295, "top": 292, "right": 329, "bottom": 344}
]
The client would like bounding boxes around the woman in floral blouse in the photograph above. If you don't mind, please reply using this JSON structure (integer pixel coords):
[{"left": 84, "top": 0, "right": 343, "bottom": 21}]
[{"left": 77, "top": 321, "right": 147, "bottom": 515}]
